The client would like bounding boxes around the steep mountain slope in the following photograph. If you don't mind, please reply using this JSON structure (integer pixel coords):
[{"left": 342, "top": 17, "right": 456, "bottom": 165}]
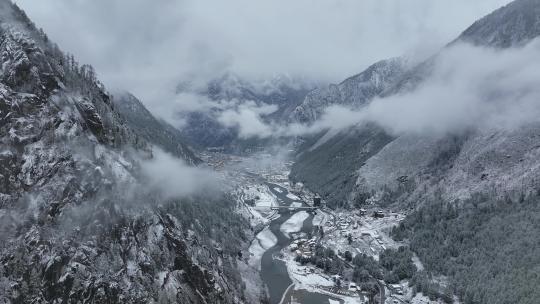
[
  {"left": 289, "top": 58, "right": 408, "bottom": 206},
  {"left": 291, "top": 0, "right": 540, "bottom": 208},
  {"left": 0, "top": 2, "right": 251, "bottom": 303},
  {"left": 290, "top": 125, "right": 393, "bottom": 208},
  {"left": 291, "top": 58, "right": 408, "bottom": 124},
  {"left": 392, "top": 193, "right": 540, "bottom": 304},
  {"left": 457, "top": 0, "right": 540, "bottom": 48},
  {"left": 289, "top": 57, "right": 410, "bottom": 206},
  {"left": 354, "top": 0, "right": 540, "bottom": 205},
  {"left": 112, "top": 92, "right": 200, "bottom": 164},
  {"left": 289, "top": 1, "right": 540, "bottom": 302},
  {"left": 382, "top": 0, "right": 540, "bottom": 98}
]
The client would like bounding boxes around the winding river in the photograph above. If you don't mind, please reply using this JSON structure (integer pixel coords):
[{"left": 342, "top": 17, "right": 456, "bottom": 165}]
[{"left": 260, "top": 183, "right": 344, "bottom": 304}]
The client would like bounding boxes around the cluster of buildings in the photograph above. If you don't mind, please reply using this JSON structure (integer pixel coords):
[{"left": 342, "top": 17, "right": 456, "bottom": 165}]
[
  {"left": 324, "top": 276, "right": 371, "bottom": 301},
  {"left": 289, "top": 237, "right": 318, "bottom": 260},
  {"left": 324, "top": 214, "right": 360, "bottom": 236},
  {"left": 389, "top": 284, "right": 404, "bottom": 295}
]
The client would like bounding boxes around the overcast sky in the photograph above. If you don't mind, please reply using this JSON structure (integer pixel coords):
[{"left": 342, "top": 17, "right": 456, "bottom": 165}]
[{"left": 16, "top": 0, "right": 511, "bottom": 107}]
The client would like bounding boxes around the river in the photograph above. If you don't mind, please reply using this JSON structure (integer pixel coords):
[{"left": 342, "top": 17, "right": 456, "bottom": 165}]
[{"left": 260, "top": 183, "right": 344, "bottom": 304}]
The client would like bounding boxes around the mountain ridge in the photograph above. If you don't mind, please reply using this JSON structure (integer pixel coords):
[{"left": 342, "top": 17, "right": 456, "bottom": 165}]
[
  {"left": 112, "top": 91, "right": 201, "bottom": 164},
  {"left": 0, "top": 2, "right": 251, "bottom": 303},
  {"left": 290, "top": 0, "right": 540, "bottom": 208}
]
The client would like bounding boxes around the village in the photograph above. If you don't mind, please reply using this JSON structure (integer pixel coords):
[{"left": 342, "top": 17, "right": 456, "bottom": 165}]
[
  {"left": 277, "top": 183, "right": 442, "bottom": 304},
  {"left": 279, "top": 204, "right": 417, "bottom": 304},
  {"left": 203, "top": 150, "right": 445, "bottom": 304}
]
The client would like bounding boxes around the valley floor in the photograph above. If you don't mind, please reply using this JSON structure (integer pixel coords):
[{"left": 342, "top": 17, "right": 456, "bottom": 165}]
[{"left": 203, "top": 151, "right": 448, "bottom": 304}]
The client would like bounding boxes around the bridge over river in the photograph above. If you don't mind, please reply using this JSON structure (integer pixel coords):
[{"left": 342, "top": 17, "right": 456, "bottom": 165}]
[{"left": 253, "top": 206, "right": 318, "bottom": 211}]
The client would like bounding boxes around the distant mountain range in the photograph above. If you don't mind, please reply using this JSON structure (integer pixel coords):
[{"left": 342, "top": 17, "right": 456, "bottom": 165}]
[{"left": 177, "top": 73, "right": 317, "bottom": 152}]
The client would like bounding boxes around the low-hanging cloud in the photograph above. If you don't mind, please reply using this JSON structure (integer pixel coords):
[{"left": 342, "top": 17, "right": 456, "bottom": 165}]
[
  {"left": 16, "top": 0, "right": 511, "bottom": 117},
  {"left": 352, "top": 40, "right": 540, "bottom": 135},
  {"left": 152, "top": 90, "right": 280, "bottom": 135},
  {"left": 222, "top": 39, "right": 540, "bottom": 138},
  {"left": 217, "top": 101, "right": 278, "bottom": 138},
  {"left": 140, "top": 148, "right": 220, "bottom": 199}
]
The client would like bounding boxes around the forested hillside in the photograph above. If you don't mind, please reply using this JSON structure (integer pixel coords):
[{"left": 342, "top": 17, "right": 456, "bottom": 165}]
[
  {"left": 290, "top": 0, "right": 540, "bottom": 209},
  {"left": 392, "top": 192, "right": 540, "bottom": 304},
  {"left": 0, "top": 1, "right": 253, "bottom": 303}
]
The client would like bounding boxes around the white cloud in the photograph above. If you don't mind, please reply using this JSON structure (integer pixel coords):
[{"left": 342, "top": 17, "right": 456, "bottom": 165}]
[
  {"left": 140, "top": 148, "right": 219, "bottom": 199},
  {"left": 217, "top": 101, "right": 277, "bottom": 138},
  {"left": 16, "top": 0, "right": 511, "bottom": 114},
  {"left": 283, "top": 39, "right": 540, "bottom": 137},
  {"left": 363, "top": 40, "right": 540, "bottom": 135}
]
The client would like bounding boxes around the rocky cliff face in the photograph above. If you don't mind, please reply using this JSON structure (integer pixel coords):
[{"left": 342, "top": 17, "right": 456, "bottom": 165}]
[
  {"left": 291, "top": 0, "right": 540, "bottom": 208},
  {"left": 291, "top": 58, "right": 408, "bottom": 124},
  {"left": 0, "top": 2, "right": 251, "bottom": 303}
]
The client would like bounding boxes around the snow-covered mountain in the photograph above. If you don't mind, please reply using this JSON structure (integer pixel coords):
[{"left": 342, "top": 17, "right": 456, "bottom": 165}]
[
  {"left": 291, "top": 57, "right": 408, "bottom": 124},
  {"left": 178, "top": 73, "right": 316, "bottom": 152},
  {"left": 380, "top": 0, "right": 540, "bottom": 98},
  {"left": 0, "top": 2, "right": 251, "bottom": 303},
  {"left": 291, "top": 0, "right": 540, "bottom": 208},
  {"left": 456, "top": 0, "right": 540, "bottom": 48},
  {"left": 290, "top": 0, "right": 540, "bottom": 127}
]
